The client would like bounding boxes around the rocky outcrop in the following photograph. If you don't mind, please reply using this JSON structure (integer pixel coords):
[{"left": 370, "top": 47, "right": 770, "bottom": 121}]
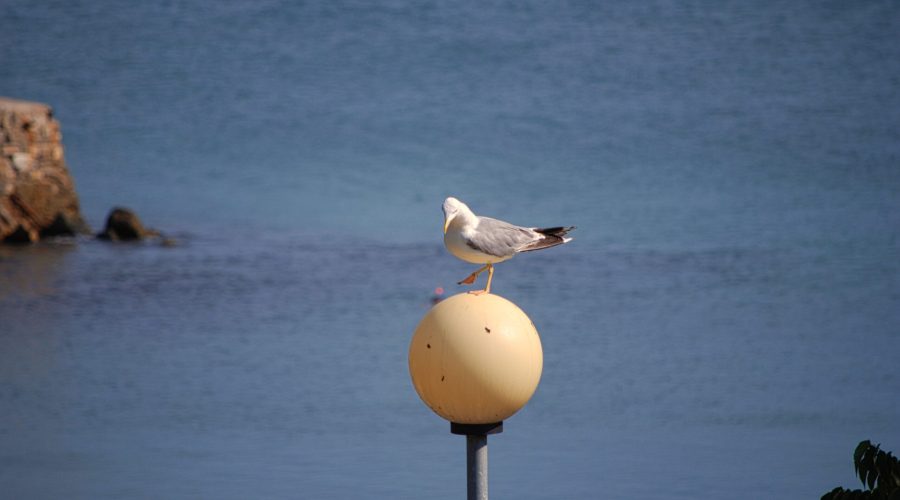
[
  {"left": 96, "top": 207, "right": 175, "bottom": 246},
  {"left": 0, "top": 97, "right": 88, "bottom": 243},
  {"left": 98, "top": 207, "right": 154, "bottom": 241}
]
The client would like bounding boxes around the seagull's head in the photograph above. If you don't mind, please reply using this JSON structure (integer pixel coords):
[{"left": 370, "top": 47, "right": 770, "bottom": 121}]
[{"left": 442, "top": 197, "right": 466, "bottom": 233}]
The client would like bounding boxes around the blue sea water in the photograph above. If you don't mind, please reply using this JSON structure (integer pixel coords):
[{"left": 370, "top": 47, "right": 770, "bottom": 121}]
[{"left": 1, "top": 1, "right": 899, "bottom": 498}]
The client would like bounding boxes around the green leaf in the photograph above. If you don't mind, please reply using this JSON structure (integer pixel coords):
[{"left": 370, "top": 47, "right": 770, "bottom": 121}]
[
  {"left": 876, "top": 452, "right": 893, "bottom": 490},
  {"left": 858, "top": 441, "right": 873, "bottom": 476},
  {"left": 860, "top": 444, "right": 881, "bottom": 490},
  {"left": 822, "top": 486, "right": 843, "bottom": 500},
  {"left": 823, "top": 486, "right": 853, "bottom": 500}
]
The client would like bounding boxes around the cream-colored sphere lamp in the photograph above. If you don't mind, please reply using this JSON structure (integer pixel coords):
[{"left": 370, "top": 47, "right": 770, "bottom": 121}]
[{"left": 409, "top": 292, "right": 543, "bottom": 425}]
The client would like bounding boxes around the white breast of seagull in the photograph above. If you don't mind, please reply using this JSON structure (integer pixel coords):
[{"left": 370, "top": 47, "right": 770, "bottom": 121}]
[{"left": 444, "top": 220, "right": 515, "bottom": 264}]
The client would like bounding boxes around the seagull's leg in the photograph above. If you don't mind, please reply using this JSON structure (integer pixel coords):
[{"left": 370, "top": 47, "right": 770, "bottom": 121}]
[
  {"left": 458, "top": 264, "right": 489, "bottom": 286},
  {"left": 469, "top": 263, "right": 494, "bottom": 295}
]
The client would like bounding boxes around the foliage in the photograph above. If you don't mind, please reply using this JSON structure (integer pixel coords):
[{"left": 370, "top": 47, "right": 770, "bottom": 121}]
[{"left": 822, "top": 440, "right": 900, "bottom": 500}]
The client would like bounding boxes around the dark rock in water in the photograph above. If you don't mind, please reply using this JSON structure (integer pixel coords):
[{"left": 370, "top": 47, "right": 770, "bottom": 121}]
[
  {"left": 0, "top": 97, "right": 89, "bottom": 243},
  {"left": 97, "top": 207, "right": 157, "bottom": 241}
]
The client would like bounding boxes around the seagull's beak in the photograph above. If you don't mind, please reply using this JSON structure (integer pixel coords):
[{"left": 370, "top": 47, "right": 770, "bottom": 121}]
[{"left": 443, "top": 217, "right": 451, "bottom": 234}]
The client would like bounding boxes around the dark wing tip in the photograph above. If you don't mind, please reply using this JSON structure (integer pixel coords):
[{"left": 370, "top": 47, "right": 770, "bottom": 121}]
[
  {"left": 519, "top": 226, "right": 575, "bottom": 253},
  {"left": 534, "top": 226, "right": 575, "bottom": 238}
]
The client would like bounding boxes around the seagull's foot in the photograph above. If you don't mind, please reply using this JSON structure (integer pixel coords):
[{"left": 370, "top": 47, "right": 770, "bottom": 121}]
[
  {"left": 457, "top": 265, "right": 489, "bottom": 286},
  {"left": 457, "top": 273, "right": 479, "bottom": 286},
  {"left": 468, "top": 289, "right": 489, "bottom": 295}
]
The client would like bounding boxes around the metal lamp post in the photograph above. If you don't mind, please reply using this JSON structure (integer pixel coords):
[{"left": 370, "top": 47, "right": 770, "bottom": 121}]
[{"left": 409, "top": 293, "right": 543, "bottom": 500}]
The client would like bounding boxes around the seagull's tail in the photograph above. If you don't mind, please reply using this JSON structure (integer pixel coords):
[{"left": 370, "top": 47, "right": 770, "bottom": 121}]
[{"left": 520, "top": 226, "right": 576, "bottom": 252}]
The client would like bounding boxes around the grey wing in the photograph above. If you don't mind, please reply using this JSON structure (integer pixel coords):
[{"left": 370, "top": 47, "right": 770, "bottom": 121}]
[{"left": 466, "top": 217, "right": 539, "bottom": 257}]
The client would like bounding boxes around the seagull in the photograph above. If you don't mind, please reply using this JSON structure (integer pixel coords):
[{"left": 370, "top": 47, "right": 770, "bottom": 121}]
[{"left": 442, "top": 197, "right": 575, "bottom": 294}]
